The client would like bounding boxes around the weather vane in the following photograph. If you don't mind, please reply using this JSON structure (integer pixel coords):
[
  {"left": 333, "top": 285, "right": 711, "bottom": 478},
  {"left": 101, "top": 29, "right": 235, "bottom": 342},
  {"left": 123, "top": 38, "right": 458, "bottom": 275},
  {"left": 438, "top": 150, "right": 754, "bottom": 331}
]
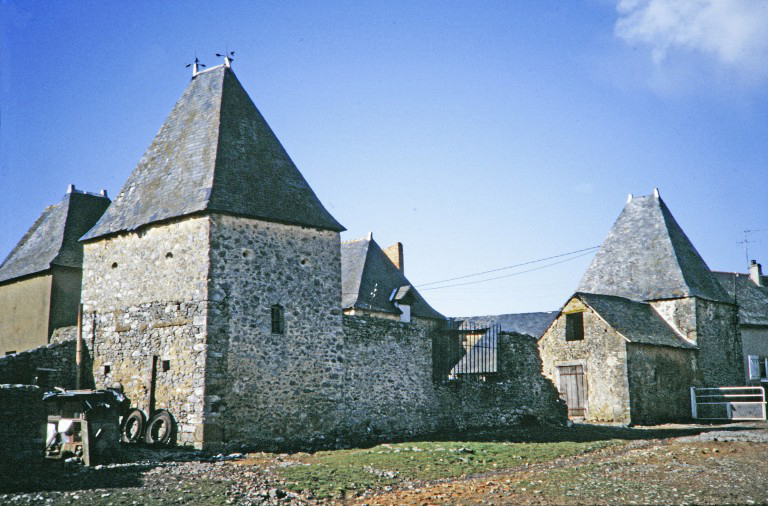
[
  {"left": 216, "top": 50, "right": 235, "bottom": 68},
  {"left": 186, "top": 56, "right": 206, "bottom": 77}
]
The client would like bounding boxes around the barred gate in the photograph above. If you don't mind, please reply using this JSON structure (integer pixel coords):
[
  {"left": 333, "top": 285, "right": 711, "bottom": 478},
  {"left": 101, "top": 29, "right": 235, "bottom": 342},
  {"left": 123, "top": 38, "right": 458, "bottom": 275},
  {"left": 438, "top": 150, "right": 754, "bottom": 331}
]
[
  {"left": 432, "top": 322, "right": 500, "bottom": 382},
  {"left": 691, "top": 386, "right": 766, "bottom": 421}
]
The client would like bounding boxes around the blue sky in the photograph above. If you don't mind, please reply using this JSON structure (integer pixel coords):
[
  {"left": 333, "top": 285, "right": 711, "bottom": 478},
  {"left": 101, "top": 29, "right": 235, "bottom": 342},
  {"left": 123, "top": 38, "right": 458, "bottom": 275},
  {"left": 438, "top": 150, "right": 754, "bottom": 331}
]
[{"left": 2, "top": 0, "right": 767, "bottom": 317}]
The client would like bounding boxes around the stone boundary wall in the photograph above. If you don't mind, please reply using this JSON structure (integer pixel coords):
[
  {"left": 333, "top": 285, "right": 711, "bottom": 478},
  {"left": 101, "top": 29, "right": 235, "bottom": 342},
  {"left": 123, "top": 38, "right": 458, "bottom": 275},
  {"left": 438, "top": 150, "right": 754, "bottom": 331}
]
[
  {"left": 0, "top": 339, "right": 79, "bottom": 389},
  {"left": 340, "top": 315, "right": 566, "bottom": 446},
  {"left": 0, "top": 385, "right": 44, "bottom": 466}
]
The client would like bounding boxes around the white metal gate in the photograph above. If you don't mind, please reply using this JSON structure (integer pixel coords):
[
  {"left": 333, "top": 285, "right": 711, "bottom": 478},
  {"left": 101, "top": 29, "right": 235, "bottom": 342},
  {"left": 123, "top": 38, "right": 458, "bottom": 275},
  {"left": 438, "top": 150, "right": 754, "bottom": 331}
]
[{"left": 691, "top": 386, "right": 766, "bottom": 421}]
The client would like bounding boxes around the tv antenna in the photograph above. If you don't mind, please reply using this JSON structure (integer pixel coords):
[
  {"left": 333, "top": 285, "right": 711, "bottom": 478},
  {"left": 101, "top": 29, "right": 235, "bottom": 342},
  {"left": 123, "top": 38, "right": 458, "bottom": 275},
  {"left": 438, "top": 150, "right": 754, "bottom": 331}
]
[{"left": 739, "top": 228, "right": 768, "bottom": 268}]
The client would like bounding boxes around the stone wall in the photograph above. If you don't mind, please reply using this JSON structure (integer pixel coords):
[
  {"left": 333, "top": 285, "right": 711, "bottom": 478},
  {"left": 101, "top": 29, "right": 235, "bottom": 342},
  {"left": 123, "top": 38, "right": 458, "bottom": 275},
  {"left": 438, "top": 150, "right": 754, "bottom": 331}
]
[
  {"left": 0, "top": 385, "right": 44, "bottom": 466},
  {"left": 205, "top": 215, "right": 346, "bottom": 450},
  {"left": 626, "top": 343, "right": 695, "bottom": 424},
  {"left": 341, "top": 316, "right": 565, "bottom": 446},
  {"left": 0, "top": 339, "right": 78, "bottom": 389},
  {"left": 694, "top": 299, "right": 743, "bottom": 387},
  {"left": 81, "top": 216, "right": 211, "bottom": 447},
  {"left": 539, "top": 298, "right": 632, "bottom": 423},
  {"left": 741, "top": 326, "right": 768, "bottom": 384}
]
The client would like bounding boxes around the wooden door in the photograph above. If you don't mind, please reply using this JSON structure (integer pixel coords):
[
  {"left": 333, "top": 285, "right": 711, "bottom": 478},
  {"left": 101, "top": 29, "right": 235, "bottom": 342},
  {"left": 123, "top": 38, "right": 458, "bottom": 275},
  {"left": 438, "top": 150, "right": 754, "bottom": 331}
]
[{"left": 558, "top": 365, "right": 586, "bottom": 417}]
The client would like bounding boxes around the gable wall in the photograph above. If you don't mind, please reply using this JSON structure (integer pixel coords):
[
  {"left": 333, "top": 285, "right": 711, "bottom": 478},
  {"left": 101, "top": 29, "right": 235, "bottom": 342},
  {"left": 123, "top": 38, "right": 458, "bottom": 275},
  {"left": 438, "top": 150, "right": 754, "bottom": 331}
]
[
  {"left": 539, "top": 299, "right": 631, "bottom": 423},
  {"left": 0, "top": 274, "right": 52, "bottom": 354},
  {"left": 81, "top": 216, "right": 211, "bottom": 447}
]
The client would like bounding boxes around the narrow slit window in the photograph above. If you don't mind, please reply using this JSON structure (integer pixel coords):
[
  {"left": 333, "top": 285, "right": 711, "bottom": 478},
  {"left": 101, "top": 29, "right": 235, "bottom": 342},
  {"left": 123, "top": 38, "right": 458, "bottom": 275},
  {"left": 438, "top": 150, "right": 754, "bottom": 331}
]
[
  {"left": 162, "top": 360, "right": 170, "bottom": 372},
  {"left": 104, "top": 364, "right": 111, "bottom": 375},
  {"left": 271, "top": 305, "right": 285, "bottom": 334},
  {"left": 565, "top": 312, "right": 584, "bottom": 341}
]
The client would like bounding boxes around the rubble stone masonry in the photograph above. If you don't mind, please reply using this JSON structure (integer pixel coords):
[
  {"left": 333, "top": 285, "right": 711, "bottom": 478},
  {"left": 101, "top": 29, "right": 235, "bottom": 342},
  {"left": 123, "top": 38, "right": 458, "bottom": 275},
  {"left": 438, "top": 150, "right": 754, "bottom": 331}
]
[{"left": 81, "top": 216, "right": 211, "bottom": 447}]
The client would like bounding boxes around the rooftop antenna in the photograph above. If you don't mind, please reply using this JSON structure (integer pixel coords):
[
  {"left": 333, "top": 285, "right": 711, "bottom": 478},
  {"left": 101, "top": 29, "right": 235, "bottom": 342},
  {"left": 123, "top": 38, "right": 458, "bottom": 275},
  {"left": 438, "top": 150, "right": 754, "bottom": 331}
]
[
  {"left": 740, "top": 228, "right": 768, "bottom": 269},
  {"left": 216, "top": 49, "right": 235, "bottom": 68},
  {"left": 186, "top": 56, "right": 206, "bottom": 77}
]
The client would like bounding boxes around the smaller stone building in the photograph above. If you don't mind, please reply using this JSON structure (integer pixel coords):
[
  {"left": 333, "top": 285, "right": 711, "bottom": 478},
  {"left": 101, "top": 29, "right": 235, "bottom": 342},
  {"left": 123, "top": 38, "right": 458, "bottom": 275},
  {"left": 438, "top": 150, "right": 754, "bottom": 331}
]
[
  {"left": 0, "top": 186, "right": 109, "bottom": 355},
  {"left": 540, "top": 190, "right": 744, "bottom": 425}
]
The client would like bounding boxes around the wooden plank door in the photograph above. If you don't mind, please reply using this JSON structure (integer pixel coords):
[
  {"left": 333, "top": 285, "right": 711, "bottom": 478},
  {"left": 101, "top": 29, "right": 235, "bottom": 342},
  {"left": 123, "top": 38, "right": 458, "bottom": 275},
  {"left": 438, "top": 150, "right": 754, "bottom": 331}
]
[{"left": 558, "top": 365, "right": 586, "bottom": 417}]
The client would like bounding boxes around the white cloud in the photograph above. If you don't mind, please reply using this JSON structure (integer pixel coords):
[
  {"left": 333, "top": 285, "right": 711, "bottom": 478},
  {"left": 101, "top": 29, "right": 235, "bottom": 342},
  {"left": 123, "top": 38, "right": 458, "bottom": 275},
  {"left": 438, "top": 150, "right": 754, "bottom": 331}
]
[{"left": 615, "top": 0, "right": 768, "bottom": 83}]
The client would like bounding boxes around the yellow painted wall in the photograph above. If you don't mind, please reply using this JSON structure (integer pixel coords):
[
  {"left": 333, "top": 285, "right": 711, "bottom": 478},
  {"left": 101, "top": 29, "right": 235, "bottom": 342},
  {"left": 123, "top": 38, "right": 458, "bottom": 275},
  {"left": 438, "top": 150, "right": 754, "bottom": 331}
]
[{"left": 0, "top": 274, "right": 52, "bottom": 354}]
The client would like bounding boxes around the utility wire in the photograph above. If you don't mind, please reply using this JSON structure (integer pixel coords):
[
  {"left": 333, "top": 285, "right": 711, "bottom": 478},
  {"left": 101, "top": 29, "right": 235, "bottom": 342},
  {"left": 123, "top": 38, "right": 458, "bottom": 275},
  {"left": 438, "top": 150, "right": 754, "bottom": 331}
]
[
  {"left": 416, "top": 246, "right": 599, "bottom": 288},
  {"left": 418, "top": 249, "right": 597, "bottom": 291}
]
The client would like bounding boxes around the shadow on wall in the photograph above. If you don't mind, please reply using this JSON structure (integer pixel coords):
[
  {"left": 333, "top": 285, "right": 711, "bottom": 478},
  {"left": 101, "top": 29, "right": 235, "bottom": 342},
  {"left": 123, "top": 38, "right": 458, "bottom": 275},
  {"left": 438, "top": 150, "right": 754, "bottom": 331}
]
[{"left": 0, "top": 338, "right": 94, "bottom": 390}]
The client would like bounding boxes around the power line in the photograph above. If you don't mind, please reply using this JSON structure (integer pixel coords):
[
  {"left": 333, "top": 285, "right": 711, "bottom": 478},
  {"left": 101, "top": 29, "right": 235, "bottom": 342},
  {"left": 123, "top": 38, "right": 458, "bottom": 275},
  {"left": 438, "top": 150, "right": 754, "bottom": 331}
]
[
  {"left": 418, "top": 248, "right": 598, "bottom": 291},
  {"left": 416, "top": 246, "right": 599, "bottom": 288}
]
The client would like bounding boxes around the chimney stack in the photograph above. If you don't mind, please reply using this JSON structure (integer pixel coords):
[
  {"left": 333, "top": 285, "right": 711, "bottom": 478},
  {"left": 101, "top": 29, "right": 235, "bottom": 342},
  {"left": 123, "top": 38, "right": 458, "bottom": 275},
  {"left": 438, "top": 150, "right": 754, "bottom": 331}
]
[
  {"left": 100, "top": 189, "right": 108, "bottom": 198},
  {"left": 384, "top": 242, "right": 404, "bottom": 273},
  {"left": 67, "top": 184, "right": 76, "bottom": 194},
  {"left": 750, "top": 260, "right": 763, "bottom": 286}
]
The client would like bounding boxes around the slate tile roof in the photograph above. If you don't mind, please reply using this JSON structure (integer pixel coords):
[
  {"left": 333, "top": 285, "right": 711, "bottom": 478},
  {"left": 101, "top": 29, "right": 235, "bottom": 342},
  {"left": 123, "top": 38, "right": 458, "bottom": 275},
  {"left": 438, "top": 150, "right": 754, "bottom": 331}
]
[
  {"left": 83, "top": 65, "right": 343, "bottom": 241},
  {"left": 460, "top": 312, "right": 558, "bottom": 339},
  {"left": 341, "top": 236, "right": 445, "bottom": 321},
  {"left": 713, "top": 271, "right": 768, "bottom": 326},
  {"left": 577, "top": 292, "right": 696, "bottom": 349},
  {"left": 577, "top": 192, "right": 728, "bottom": 303},
  {"left": 0, "top": 191, "right": 110, "bottom": 283}
]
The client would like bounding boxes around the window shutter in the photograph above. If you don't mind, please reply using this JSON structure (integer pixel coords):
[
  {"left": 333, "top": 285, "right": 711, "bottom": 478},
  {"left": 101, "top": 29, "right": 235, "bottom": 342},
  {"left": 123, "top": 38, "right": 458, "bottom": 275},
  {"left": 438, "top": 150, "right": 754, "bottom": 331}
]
[{"left": 748, "top": 355, "right": 760, "bottom": 380}]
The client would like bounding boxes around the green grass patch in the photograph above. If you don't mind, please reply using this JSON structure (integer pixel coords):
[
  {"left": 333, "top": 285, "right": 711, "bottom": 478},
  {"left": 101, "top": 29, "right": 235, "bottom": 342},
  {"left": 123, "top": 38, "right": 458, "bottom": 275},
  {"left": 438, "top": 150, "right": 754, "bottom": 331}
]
[{"left": 276, "top": 439, "right": 623, "bottom": 499}]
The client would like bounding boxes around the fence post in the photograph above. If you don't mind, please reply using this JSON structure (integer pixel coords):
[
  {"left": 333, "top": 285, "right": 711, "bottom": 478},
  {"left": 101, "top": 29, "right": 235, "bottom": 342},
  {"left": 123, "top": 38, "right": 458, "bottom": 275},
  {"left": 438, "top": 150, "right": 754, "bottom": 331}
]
[{"left": 690, "top": 387, "right": 697, "bottom": 419}]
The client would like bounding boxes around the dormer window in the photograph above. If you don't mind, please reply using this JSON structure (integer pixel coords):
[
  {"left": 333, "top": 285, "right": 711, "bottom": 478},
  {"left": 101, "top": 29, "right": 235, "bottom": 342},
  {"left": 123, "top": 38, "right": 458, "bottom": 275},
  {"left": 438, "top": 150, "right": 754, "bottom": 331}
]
[
  {"left": 390, "top": 285, "right": 415, "bottom": 323},
  {"left": 565, "top": 312, "right": 584, "bottom": 341},
  {"left": 271, "top": 305, "right": 285, "bottom": 334}
]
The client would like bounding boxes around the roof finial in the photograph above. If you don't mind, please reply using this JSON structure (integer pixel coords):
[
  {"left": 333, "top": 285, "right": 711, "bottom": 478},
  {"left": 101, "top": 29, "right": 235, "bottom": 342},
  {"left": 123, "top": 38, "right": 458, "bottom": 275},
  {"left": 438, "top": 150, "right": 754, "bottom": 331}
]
[
  {"left": 367, "top": 231, "right": 373, "bottom": 241},
  {"left": 216, "top": 50, "right": 235, "bottom": 68},
  {"left": 186, "top": 56, "right": 206, "bottom": 77},
  {"left": 67, "top": 184, "right": 76, "bottom": 194},
  {"left": 653, "top": 187, "right": 660, "bottom": 198},
  {"left": 626, "top": 193, "right": 633, "bottom": 203}
]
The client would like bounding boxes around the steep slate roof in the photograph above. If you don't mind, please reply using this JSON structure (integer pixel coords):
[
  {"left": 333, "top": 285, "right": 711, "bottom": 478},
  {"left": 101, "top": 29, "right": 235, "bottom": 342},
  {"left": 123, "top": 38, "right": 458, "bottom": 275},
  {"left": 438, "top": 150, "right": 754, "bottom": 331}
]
[
  {"left": 460, "top": 312, "right": 558, "bottom": 338},
  {"left": 577, "top": 192, "right": 728, "bottom": 303},
  {"left": 713, "top": 271, "right": 768, "bottom": 326},
  {"left": 0, "top": 191, "right": 111, "bottom": 283},
  {"left": 83, "top": 65, "right": 343, "bottom": 241},
  {"left": 577, "top": 293, "right": 696, "bottom": 349},
  {"left": 341, "top": 236, "right": 445, "bottom": 320}
]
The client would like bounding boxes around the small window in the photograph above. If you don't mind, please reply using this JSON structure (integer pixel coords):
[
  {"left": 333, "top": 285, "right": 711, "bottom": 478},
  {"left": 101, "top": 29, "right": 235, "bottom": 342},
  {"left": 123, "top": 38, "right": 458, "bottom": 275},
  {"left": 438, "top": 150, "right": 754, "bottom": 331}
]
[
  {"left": 5, "top": 351, "right": 16, "bottom": 356},
  {"left": 271, "top": 305, "right": 285, "bottom": 334},
  {"left": 104, "top": 364, "right": 111, "bottom": 375},
  {"left": 111, "top": 262, "right": 118, "bottom": 269},
  {"left": 565, "top": 312, "right": 584, "bottom": 341},
  {"left": 162, "top": 360, "right": 170, "bottom": 372}
]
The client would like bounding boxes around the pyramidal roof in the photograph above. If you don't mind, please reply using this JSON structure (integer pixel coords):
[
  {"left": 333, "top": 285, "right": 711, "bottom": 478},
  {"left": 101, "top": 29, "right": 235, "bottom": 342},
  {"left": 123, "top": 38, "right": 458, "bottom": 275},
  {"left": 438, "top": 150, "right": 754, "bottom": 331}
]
[
  {"left": 341, "top": 235, "right": 445, "bottom": 320},
  {"left": 0, "top": 190, "right": 110, "bottom": 283},
  {"left": 83, "top": 65, "right": 343, "bottom": 241},
  {"left": 577, "top": 191, "right": 728, "bottom": 302}
]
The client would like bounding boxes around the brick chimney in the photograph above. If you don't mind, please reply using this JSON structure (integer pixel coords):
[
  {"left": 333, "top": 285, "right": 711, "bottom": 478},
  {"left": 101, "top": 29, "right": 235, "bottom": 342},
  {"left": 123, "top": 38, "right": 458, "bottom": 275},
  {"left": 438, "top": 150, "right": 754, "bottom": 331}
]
[
  {"left": 384, "top": 242, "right": 404, "bottom": 273},
  {"left": 750, "top": 260, "right": 763, "bottom": 286}
]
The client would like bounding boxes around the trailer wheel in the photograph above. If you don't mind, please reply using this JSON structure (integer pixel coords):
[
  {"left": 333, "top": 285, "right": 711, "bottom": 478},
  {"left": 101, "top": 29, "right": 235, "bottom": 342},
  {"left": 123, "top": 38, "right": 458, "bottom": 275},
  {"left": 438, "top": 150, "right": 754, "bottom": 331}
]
[
  {"left": 145, "top": 410, "right": 175, "bottom": 446},
  {"left": 121, "top": 409, "right": 146, "bottom": 443}
]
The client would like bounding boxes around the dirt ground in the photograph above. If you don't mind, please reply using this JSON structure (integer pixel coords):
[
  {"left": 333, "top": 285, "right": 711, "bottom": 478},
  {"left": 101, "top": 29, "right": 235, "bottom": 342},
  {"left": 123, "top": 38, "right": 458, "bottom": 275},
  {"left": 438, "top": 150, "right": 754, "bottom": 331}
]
[{"left": 2, "top": 422, "right": 768, "bottom": 505}]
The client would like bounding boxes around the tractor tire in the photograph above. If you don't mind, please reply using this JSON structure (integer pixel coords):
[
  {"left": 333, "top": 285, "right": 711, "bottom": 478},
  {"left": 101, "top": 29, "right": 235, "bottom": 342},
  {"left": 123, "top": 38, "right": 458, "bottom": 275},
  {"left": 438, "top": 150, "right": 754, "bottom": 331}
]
[
  {"left": 145, "top": 410, "right": 175, "bottom": 446},
  {"left": 121, "top": 409, "right": 146, "bottom": 444}
]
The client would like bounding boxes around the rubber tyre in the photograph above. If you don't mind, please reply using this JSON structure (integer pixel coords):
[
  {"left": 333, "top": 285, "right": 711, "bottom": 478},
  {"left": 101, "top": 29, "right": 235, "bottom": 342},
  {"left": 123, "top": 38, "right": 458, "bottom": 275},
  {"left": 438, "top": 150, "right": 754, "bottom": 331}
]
[
  {"left": 145, "top": 410, "right": 175, "bottom": 446},
  {"left": 121, "top": 409, "right": 146, "bottom": 444}
]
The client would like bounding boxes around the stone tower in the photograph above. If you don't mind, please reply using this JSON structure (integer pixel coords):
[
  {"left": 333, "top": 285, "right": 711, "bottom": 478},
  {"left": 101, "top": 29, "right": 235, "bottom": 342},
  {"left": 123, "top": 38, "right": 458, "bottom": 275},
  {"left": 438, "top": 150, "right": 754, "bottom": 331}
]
[
  {"left": 576, "top": 190, "right": 743, "bottom": 387},
  {"left": 81, "top": 64, "right": 346, "bottom": 449}
]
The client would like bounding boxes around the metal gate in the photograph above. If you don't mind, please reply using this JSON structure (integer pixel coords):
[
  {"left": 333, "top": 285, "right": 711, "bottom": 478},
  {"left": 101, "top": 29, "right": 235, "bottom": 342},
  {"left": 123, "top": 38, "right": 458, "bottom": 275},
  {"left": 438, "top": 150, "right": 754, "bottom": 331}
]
[
  {"left": 691, "top": 386, "right": 766, "bottom": 421},
  {"left": 558, "top": 365, "right": 586, "bottom": 417}
]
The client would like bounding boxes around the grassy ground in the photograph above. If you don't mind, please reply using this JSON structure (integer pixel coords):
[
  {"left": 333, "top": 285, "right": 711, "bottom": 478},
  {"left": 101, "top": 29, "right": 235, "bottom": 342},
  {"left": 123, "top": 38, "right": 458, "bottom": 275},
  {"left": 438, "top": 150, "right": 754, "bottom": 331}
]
[{"left": 272, "top": 439, "right": 622, "bottom": 499}]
